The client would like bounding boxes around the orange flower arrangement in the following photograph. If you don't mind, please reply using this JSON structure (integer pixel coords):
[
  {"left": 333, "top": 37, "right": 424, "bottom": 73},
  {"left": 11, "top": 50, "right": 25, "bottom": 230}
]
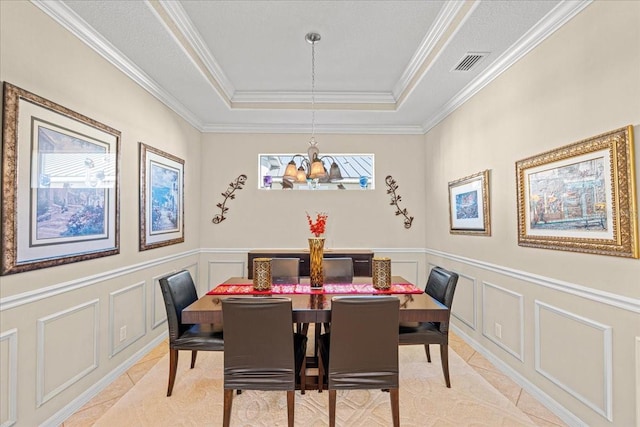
[{"left": 306, "top": 212, "right": 328, "bottom": 237}]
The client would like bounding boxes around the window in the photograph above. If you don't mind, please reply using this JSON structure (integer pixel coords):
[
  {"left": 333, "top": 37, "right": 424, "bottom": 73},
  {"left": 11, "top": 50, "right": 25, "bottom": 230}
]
[{"left": 258, "top": 154, "right": 374, "bottom": 190}]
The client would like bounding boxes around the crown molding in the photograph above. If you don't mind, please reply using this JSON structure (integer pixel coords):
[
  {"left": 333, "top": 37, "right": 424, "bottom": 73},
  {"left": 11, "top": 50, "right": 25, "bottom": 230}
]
[
  {"left": 200, "top": 123, "right": 425, "bottom": 135},
  {"left": 421, "top": 0, "right": 593, "bottom": 133},
  {"left": 231, "top": 90, "right": 397, "bottom": 105},
  {"left": 392, "top": 0, "right": 468, "bottom": 100},
  {"left": 156, "top": 0, "right": 235, "bottom": 101},
  {"left": 31, "top": 0, "right": 205, "bottom": 131}
]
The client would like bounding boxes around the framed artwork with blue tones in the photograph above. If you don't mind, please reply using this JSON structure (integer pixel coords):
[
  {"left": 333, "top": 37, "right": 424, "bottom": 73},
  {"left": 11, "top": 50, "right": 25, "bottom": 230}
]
[
  {"left": 448, "top": 170, "right": 491, "bottom": 236},
  {"left": 139, "top": 143, "right": 184, "bottom": 251},
  {"left": 517, "top": 126, "right": 637, "bottom": 258},
  {"left": 1, "top": 82, "right": 120, "bottom": 275}
]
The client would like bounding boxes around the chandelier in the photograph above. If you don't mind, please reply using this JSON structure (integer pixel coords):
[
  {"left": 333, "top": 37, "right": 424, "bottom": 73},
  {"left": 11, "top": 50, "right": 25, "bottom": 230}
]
[{"left": 283, "top": 32, "right": 343, "bottom": 185}]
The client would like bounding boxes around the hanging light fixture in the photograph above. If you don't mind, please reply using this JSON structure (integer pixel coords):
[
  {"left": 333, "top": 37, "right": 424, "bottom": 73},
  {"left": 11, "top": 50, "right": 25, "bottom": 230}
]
[{"left": 283, "top": 32, "right": 343, "bottom": 185}]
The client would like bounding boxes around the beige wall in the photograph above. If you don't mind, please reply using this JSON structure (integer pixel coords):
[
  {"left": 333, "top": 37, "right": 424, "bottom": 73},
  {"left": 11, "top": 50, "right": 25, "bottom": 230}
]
[
  {"left": 0, "top": 2, "right": 202, "bottom": 425},
  {"left": 424, "top": 1, "right": 640, "bottom": 426},
  {"left": 1, "top": 0, "right": 639, "bottom": 426},
  {"left": 199, "top": 133, "right": 425, "bottom": 249}
]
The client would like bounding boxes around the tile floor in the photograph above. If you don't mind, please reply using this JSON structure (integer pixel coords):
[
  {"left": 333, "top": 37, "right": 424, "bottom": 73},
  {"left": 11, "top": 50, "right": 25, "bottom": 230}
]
[{"left": 63, "top": 332, "right": 567, "bottom": 426}]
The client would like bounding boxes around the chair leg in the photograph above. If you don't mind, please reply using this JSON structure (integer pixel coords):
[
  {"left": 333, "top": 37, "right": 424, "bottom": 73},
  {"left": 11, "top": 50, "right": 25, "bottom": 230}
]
[
  {"left": 329, "top": 389, "right": 337, "bottom": 427},
  {"left": 287, "top": 390, "right": 295, "bottom": 427},
  {"left": 390, "top": 387, "right": 400, "bottom": 427},
  {"left": 424, "top": 344, "right": 431, "bottom": 363},
  {"left": 314, "top": 323, "right": 321, "bottom": 358},
  {"left": 318, "top": 351, "right": 324, "bottom": 392},
  {"left": 190, "top": 350, "right": 198, "bottom": 369},
  {"left": 440, "top": 343, "right": 451, "bottom": 388},
  {"left": 300, "top": 355, "right": 307, "bottom": 394},
  {"left": 167, "top": 349, "right": 178, "bottom": 397},
  {"left": 223, "top": 389, "right": 234, "bottom": 427}
]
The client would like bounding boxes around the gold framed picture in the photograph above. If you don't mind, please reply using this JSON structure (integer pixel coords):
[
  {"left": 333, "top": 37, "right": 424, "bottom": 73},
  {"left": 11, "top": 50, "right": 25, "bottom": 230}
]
[
  {"left": 516, "top": 125, "right": 638, "bottom": 258},
  {"left": 448, "top": 170, "right": 491, "bottom": 236}
]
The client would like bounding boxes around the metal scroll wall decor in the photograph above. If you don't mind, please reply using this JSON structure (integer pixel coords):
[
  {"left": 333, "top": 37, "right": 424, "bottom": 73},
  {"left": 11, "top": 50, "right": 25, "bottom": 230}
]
[
  {"left": 385, "top": 175, "right": 414, "bottom": 229},
  {"left": 212, "top": 174, "right": 247, "bottom": 224}
]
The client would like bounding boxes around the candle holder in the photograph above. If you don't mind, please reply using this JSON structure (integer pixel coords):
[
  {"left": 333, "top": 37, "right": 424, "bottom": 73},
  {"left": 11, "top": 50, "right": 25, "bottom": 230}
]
[
  {"left": 252, "top": 258, "right": 272, "bottom": 290},
  {"left": 372, "top": 257, "right": 391, "bottom": 290}
]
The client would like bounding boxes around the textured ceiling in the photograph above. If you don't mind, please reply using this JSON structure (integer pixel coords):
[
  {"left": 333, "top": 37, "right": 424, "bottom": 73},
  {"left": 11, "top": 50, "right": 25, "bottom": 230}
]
[{"left": 35, "top": 0, "right": 591, "bottom": 134}]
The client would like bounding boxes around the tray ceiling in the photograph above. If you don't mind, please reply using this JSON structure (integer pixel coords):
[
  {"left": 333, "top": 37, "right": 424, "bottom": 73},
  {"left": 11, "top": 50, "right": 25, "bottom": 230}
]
[{"left": 35, "top": 0, "right": 590, "bottom": 134}]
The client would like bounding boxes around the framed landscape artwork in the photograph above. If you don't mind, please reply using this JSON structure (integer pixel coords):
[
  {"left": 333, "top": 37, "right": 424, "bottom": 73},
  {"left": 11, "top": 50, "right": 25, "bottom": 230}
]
[
  {"left": 1, "top": 82, "right": 120, "bottom": 275},
  {"left": 516, "top": 125, "right": 638, "bottom": 258},
  {"left": 448, "top": 170, "right": 491, "bottom": 236},
  {"left": 139, "top": 143, "right": 184, "bottom": 251}
]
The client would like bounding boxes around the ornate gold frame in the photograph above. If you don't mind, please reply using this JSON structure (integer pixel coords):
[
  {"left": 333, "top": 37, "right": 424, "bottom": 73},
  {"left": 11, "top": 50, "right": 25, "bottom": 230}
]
[
  {"left": 448, "top": 170, "right": 491, "bottom": 236},
  {"left": 516, "top": 125, "right": 638, "bottom": 258}
]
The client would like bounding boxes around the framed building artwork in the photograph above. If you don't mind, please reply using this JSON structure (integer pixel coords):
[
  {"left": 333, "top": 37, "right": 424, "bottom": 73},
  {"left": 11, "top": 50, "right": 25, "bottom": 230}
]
[
  {"left": 516, "top": 125, "right": 638, "bottom": 258},
  {"left": 139, "top": 142, "right": 184, "bottom": 251},
  {"left": 1, "top": 82, "right": 120, "bottom": 275},
  {"left": 448, "top": 170, "right": 491, "bottom": 236}
]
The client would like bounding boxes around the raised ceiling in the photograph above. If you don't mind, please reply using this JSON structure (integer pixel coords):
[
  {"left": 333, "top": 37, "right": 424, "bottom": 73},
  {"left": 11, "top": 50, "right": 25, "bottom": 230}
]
[{"left": 35, "top": 0, "right": 590, "bottom": 134}]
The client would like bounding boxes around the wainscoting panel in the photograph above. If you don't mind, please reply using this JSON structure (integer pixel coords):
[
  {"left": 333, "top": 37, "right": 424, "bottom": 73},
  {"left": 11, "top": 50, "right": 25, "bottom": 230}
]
[
  {"left": 636, "top": 336, "right": 640, "bottom": 426},
  {"left": 181, "top": 262, "right": 201, "bottom": 295},
  {"left": 389, "top": 260, "right": 419, "bottom": 286},
  {"left": 482, "top": 281, "right": 524, "bottom": 362},
  {"left": 207, "top": 260, "right": 245, "bottom": 289},
  {"left": 152, "top": 270, "right": 176, "bottom": 329},
  {"left": 36, "top": 300, "right": 99, "bottom": 407},
  {"left": 452, "top": 273, "right": 477, "bottom": 330},
  {"left": 0, "top": 328, "right": 17, "bottom": 427},
  {"left": 109, "top": 281, "right": 146, "bottom": 358},
  {"left": 535, "top": 301, "right": 612, "bottom": 421}
]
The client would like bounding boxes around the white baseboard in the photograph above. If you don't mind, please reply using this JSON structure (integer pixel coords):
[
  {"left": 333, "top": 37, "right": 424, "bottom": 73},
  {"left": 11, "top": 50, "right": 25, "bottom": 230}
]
[
  {"left": 451, "top": 324, "right": 586, "bottom": 427},
  {"left": 42, "top": 332, "right": 168, "bottom": 427}
]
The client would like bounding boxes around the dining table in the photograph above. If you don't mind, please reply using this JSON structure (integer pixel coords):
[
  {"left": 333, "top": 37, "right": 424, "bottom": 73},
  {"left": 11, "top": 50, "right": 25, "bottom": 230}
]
[{"left": 181, "top": 276, "right": 449, "bottom": 325}]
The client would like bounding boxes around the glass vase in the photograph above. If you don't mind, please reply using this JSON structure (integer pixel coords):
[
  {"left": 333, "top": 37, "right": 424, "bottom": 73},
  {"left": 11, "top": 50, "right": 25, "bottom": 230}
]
[{"left": 308, "top": 237, "right": 325, "bottom": 288}]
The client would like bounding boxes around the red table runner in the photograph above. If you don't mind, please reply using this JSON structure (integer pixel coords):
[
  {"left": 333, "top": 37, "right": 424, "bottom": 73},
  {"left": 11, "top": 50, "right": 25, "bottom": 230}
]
[{"left": 207, "top": 283, "right": 423, "bottom": 295}]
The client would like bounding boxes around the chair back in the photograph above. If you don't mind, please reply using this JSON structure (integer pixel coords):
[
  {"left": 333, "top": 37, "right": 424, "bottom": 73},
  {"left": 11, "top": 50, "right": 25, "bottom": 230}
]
[
  {"left": 222, "top": 297, "right": 295, "bottom": 391},
  {"left": 425, "top": 267, "right": 459, "bottom": 333},
  {"left": 328, "top": 296, "right": 399, "bottom": 389},
  {"left": 158, "top": 270, "right": 198, "bottom": 343},
  {"left": 323, "top": 257, "right": 354, "bottom": 283},
  {"left": 270, "top": 258, "right": 300, "bottom": 284}
]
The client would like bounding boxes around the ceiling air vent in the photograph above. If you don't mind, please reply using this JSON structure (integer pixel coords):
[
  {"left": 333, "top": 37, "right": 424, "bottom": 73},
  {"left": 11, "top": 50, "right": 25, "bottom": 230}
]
[{"left": 452, "top": 52, "right": 488, "bottom": 72}]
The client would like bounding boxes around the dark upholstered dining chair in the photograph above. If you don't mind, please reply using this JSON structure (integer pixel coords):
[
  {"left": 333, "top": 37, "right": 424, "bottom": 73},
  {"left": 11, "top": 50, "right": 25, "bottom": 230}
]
[
  {"left": 221, "top": 297, "right": 307, "bottom": 427},
  {"left": 158, "top": 270, "right": 224, "bottom": 397},
  {"left": 322, "top": 257, "right": 354, "bottom": 283},
  {"left": 270, "top": 257, "right": 300, "bottom": 284},
  {"left": 318, "top": 296, "right": 400, "bottom": 427},
  {"left": 399, "top": 266, "right": 459, "bottom": 387}
]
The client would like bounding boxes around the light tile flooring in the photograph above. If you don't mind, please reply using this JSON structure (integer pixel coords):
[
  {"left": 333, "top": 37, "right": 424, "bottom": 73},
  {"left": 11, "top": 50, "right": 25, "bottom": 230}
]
[{"left": 63, "top": 332, "right": 567, "bottom": 426}]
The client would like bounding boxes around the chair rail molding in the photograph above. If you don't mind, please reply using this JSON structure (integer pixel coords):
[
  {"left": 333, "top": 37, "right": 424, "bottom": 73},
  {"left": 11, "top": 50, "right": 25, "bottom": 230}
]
[
  {"left": 424, "top": 248, "right": 640, "bottom": 313},
  {"left": 0, "top": 249, "right": 199, "bottom": 311}
]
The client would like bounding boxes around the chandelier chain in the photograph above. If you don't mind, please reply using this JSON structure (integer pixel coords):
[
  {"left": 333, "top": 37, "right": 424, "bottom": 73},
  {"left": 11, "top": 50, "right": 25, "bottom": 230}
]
[{"left": 311, "top": 38, "right": 316, "bottom": 139}]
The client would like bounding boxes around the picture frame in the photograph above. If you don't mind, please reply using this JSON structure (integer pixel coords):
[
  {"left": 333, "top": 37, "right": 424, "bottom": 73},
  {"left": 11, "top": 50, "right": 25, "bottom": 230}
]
[
  {"left": 1, "top": 82, "right": 120, "bottom": 275},
  {"left": 139, "top": 143, "right": 184, "bottom": 251},
  {"left": 516, "top": 125, "right": 638, "bottom": 258},
  {"left": 448, "top": 170, "right": 491, "bottom": 235}
]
